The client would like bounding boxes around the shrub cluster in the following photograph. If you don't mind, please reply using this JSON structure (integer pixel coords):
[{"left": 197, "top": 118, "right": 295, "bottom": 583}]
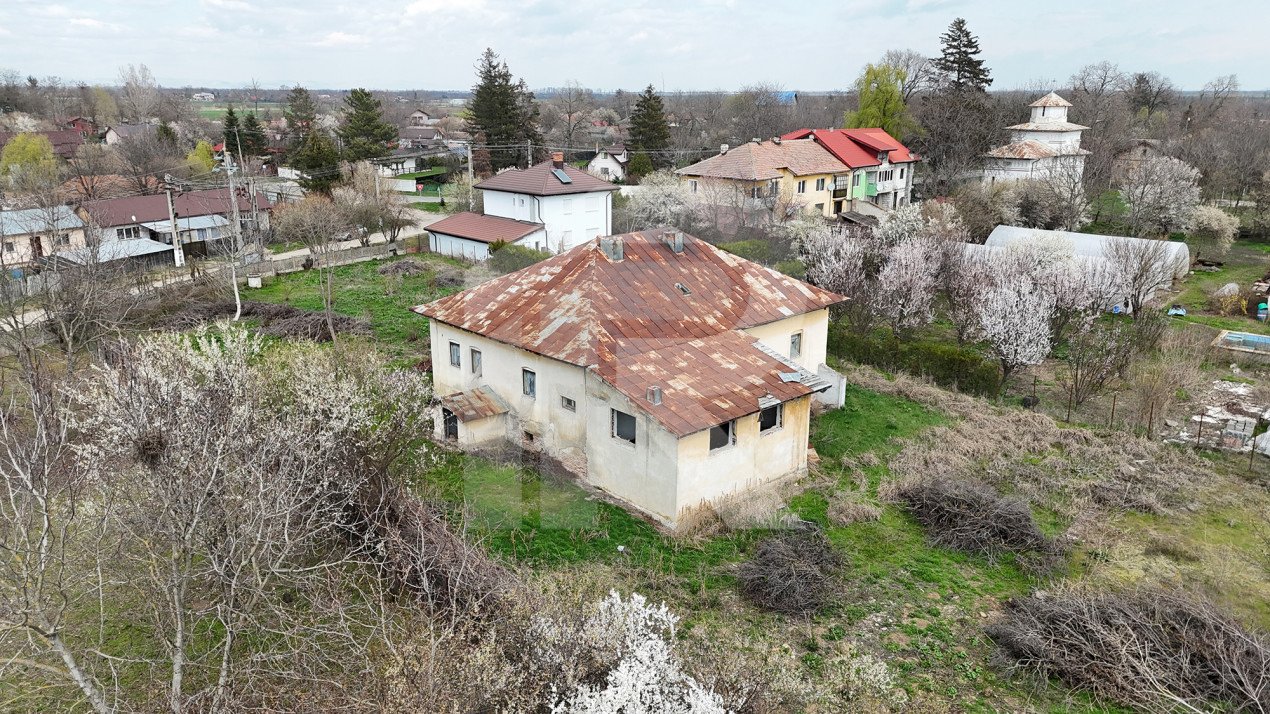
[
  {"left": 987, "top": 588, "right": 1270, "bottom": 712},
  {"left": 737, "top": 530, "right": 843, "bottom": 615},
  {"left": 157, "top": 299, "right": 370, "bottom": 341},
  {"left": 890, "top": 475, "right": 1057, "bottom": 562},
  {"left": 829, "top": 328, "right": 1001, "bottom": 397}
]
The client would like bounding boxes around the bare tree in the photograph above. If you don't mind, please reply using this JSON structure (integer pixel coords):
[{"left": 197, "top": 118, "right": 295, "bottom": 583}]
[
  {"left": 116, "top": 64, "right": 160, "bottom": 124},
  {"left": 272, "top": 196, "right": 351, "bottom": 343},
  {"left": 1035, "top": 159, "right": 1091, "bottom": 231},
  {"left": 880, "top": 49, "right": 936, "bottom": 102},
  {"left": 542, "top": 81, "right": 596, "bottom": 155},
  {"left": 1104, "top": 236, "right": 1180, "bottom": 316},
  {"left": 332, "top": 161, "right": 417, "bottom": 245}
]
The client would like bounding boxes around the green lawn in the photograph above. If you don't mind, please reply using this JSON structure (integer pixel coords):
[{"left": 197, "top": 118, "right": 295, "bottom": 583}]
[
  {"left": 410, "top": 201, "right": 446, "bottom": 212},
  {"left": 247, "top": 254, "right": 465, "bottom": 354},
  {"left": 394, "top": 167, "right": 447, "bottom": 180}
]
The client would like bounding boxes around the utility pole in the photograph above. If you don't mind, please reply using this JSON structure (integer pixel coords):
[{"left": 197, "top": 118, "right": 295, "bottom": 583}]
[
  {"left": 466, "top": 141, "right": 474, "bottom": 209},
  {"left": 166, "top": 189, "right": 185, "bottom": 269},
  {"left": 526, "top": 139, "right": 532, "bottom": 168},
  {"left": 226, "top": 162, "right": 243, "bottom": 322}
]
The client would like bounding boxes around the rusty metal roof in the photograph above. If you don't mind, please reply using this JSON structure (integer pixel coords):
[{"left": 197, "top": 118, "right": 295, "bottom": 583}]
[
  {"left": 984, "top": 140, "right": 1060, "bottom": 160},
  {"left": 606, "top": 331, "right": 813, "bottom": 437},
  {"left": 415, "top": 229, "right": 845, "bottom": 436},
  {"left": 441, "top": 386, "right": 509, "bottom": 423}
]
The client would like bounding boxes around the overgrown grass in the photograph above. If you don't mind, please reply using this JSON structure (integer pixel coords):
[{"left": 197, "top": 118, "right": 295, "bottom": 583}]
[{"left": 247, "top": 254, "right": 466, "bottom": 353}]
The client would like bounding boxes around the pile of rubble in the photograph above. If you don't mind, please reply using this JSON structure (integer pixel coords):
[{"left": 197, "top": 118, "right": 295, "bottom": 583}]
[{"left": 1164, "top": 378, "right": 1270, "bottom": 452}]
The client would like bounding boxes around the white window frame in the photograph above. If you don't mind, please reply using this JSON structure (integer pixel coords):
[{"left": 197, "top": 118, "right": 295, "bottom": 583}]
[
  {"left": 796, "top": 180, "right": 806, "bottom": 194},
  {"left": 448, "top": 342, "right": 461, "bottom": 367},
  {"left": 790, "top": 332, "right": 802, "bottom": 359},
  {"left": 563, "top": 198, "right": 573, "bottom": 214},
  {"left": 522, "top": 368, "right": 536, "bottom": 398},
  {"left": 470, "top": 348, "right": 482, "bottom": 376},
  {"left": 815, "top": 177, "right": 826, "bottom": 191},
  {"left": 611, "top": 408, "right": 636, "bottom": 444},
  {"left": 689, "top": 180, "right": 698, "bottom": 194}
]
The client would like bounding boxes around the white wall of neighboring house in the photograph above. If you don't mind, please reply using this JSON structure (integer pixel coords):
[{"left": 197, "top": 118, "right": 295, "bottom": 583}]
[
  {"left": 587, "top": 153, "right": 625, "bottom": 181},
  {"left": 1011, "top": 129, "right": 1083, "bottom": 151},
  {"left": 0, "top": 227, "right": 87, "bottom": 267},
  {"left": 482, "top": 189, "right": 612, "bottom": 253},
  {"left": 428, "top": 229, "right": 544, "bottom": 261}
]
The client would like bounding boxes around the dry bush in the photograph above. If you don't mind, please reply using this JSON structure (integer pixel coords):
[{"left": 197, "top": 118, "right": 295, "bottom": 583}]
[
  {"left": 155, "top": 298, "right": 371, "bottom": 341},
  {"left": 737, "top": 531, "right": 843, "bottom": 615},
  {"left": 827, "top": 492, "right": 882, "bottom": 526},
  {"left": 433, "top": 267, "right": 466, "bottom": 289},
  {"left": 258, "top": 311, "right": 371, "bottom": 341},
  {"left": 377, "top": 259, "right": 428, "bottom": 277},
  {"left": 987, "top": 587, "right": 1270, "bottom": 712},
  {"left": 890, "top": 476, "right": 1057, "bottom": 561}
]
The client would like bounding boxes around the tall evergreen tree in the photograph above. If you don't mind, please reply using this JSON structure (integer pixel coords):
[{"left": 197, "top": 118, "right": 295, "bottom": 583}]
[
  {"left": 337, "top": 88, "right": 397, "bottom": 162},
  {"left": 467, "top": 48, "right": 541, "bottom": 171},
  {"left": 240, "top": 112, "right": 268, "bottom": 157},
  {"left": 291, "top": 130, "right": 340, "bottom": 193},
  {"left": 222, "top": 105, "right": 240, "bottom": 152},
  {"left": 629, "top": 85, "right": 671, "bottom": 168},
  {"left": 283, "top": 85, "right": 318, "bottom": 143},
  {"left": 932, "top": 18, "right": 992, "bottom": 92}
]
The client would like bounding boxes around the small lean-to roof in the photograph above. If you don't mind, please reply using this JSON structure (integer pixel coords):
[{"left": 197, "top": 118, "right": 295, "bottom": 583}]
[
  {"left": 427, "top": 211, "right": 543, "bottom": 244},
  {"left": 476, "top": 160, "right": 618, "bottom": 196},
  {"left": 415, "top": 229, "right": 845, "bottom": 436},
  {"left": 57, "top": 238, "right": 173, "bottom": 264},
  {"left": 441, "top": 386, "right": 509, "bottom": 423},
  {"left": 676, "top": 139, "right": 846, "bottom": 181},
  {"left": 1030, "top": 92, "right": 1073, "bottom": 108}
]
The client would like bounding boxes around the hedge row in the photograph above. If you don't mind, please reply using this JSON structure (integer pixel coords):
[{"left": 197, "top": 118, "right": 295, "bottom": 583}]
[{"left": 829, "top": 327, "right": 1001, "bottom": 397}]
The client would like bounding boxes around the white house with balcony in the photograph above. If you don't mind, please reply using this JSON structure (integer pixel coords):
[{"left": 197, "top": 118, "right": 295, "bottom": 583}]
[
  {"left": 474, "top": 152, "right": 618, "bottom": 253},
  {"left": 983, "top": 92, "right": 1090, "bottom": 184},
  {"left": 414, "top": 228, "right": 848, "bottom": 527}
]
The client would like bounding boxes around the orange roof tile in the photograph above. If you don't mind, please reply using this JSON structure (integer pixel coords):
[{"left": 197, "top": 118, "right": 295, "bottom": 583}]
[{"left": 676, "top": 139, "right": 848, "bottom": 181}]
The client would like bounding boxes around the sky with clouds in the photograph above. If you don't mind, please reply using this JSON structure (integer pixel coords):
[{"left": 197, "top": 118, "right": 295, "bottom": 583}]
[{"left": 1, "top": 0, "right": 1266, "bottom": 92}]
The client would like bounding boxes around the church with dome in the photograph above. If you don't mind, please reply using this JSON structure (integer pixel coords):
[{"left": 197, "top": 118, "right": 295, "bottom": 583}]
[{"left": 982, "top": 92, "right": 1090, "bottom": 184}]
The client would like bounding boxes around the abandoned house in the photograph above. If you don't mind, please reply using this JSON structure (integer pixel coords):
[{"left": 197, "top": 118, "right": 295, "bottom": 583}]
[{"left": 414, "top": 228, "right": 847, "bottom": 526}]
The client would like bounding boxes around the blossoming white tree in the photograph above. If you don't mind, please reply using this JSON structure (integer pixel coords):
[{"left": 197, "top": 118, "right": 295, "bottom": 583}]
[
  {"left": 876, "top": 236, "right": 940, "bottom": 336},
  {"left": 975, "top": 270, "right": 1057, "bottom": 398},
  {"left": 550, "top": 591, "right": 728, "bottom": 714},
  {"left": 1121, "top": 155, "right": 1201, "bottom": 237}
]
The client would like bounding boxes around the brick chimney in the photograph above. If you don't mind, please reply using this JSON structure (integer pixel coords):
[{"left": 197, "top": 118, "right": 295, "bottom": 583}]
[{"left": 552, "top": 151, "right": 565, "bottom": 169}]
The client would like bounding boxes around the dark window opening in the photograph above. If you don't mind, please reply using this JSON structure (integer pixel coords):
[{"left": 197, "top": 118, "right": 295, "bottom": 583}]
[
  {"left": 522, "top": 369, "right": 536, "bottom": 397},
  {"left": 470, "top": 348, "right": 482, "bottom": 375},
  {"left": 709, "top": 420, "right": 736, "bottom": 451},
  {"left": 611, "top": 409, "right": 636, "bottom": 444},
  {"left": 759, "top": 404, "right": 783, "bottom": 432}
]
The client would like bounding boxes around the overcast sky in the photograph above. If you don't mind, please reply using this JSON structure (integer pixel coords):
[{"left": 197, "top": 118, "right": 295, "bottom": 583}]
[{"left": 2, "top": 0, "right": 1267, "bottom": 93}]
